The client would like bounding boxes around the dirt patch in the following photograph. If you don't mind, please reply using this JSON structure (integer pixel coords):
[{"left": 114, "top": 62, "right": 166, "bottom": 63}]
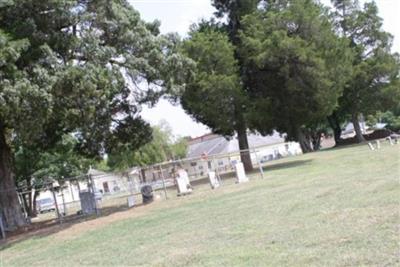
[
  {"left": 1, "top": 200, "right": 163, "bottom": 246},
  {"left": 1, "top": 175, "right": 252, "bottom": 247},
  {"left": 53, "top": 202, "right": 161, "bottom": 240}
]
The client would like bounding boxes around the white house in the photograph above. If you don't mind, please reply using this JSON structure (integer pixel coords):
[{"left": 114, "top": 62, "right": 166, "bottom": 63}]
[{"left": 180, "top": 132, "right": 301, "bottom": 178}]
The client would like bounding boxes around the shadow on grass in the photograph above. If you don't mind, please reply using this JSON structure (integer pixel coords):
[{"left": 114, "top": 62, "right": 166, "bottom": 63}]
[
  {"left": 0, "top": 159, "right": 312, "bottom": 250},
  {"left": 1, "top": 177, "right": 226, "bottom": 250},
  {"left": 0, "top": 201, "right": 150, "bottom": 251},
  {"left": 262, "top": 159, "right": 313, "bottom": 172}
]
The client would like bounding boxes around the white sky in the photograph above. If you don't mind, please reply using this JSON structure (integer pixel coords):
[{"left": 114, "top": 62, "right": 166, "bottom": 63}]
[{"left": 129, "top": 0, "right": 400, "bottom": 138}]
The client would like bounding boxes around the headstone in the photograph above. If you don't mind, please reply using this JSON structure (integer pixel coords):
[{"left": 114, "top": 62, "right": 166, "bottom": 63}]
[
  {"left": 141, "top": 185, "right": 154, "bottom": 204},
  {"left": 79, "top": 191, "right": 97, "bottom": 215},
  {"left": 127, "top": 196, "right": 135, "bottom": 208},
  {"left": 368, "top": 142, "right": 375, "bottom": 151},
  {"left": 235, "top": 162, "right": 249, "bottom": 183},
  {"left": 376, "top": 140, "right": 381, "bottom": 149},
  {"left": 176, "top": 169, "right": 192, "bottom": 196},
  {"left": 208, "top": 171, "right": 220, "bottom": 189},
  {"left": 388, "top": 136, "right": 394, "bottom": 145}
]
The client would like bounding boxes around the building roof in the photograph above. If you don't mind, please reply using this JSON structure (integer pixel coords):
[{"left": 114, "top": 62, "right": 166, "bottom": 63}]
[{"left": 187, "top": 131, "right": 285, "bottom": 158}]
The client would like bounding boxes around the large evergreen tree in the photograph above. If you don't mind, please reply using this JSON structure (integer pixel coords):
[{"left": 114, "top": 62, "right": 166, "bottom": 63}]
[
  {"left": 178, "top": 1, "right": 261, "bottom": 172},
  {"left": 180, "top": 28, "right": 255, "bottom": 170},
  {"left": 0, "top": 0, "right": 189, "bottom": 228},
  {"left": 181, "top": 0, "right": 351, "bottom": 156},
  {"left": 330, "top": 0, "right": 400, "bottom": 143},
  {"left": 239, "top": 0, "right": 351, "bottom": 152}
]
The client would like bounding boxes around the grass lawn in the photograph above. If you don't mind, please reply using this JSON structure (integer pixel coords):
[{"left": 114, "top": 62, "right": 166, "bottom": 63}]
[{"left": 1, "top": 143, "right": 399, "bottom": 266}]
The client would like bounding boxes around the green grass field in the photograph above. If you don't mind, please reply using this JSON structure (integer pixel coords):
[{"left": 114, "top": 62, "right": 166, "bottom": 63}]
[{"left": 1, "top": 143, "right": 399, "bottom": 266}]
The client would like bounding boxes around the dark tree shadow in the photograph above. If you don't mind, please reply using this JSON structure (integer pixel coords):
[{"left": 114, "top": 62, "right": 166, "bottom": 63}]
[
  {"left": 0, "top": 159, "right": 312, "bottom": 250},
  {"left": 262, "top": 159, "right": 313, "bottom": 172},
  {"left": 0, "top": 201, "right": 149, "bottom": 250}
]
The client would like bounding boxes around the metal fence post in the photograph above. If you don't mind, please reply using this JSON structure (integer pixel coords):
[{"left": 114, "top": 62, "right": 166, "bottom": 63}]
[
  {"left": 253, "top": 148, "right": 264, "bottom": 179},
  {"left": 50, "top": 183, "right": 62, "bottom": 224},
  {"left": 18, "top": 192, "right": 28, "bottom": 220},
  {"left": 212, "top": 156, "right": 222, "bottom": 185},
  {"left": 89, "top": 174, "right": 100, "bottom": 216},
  {"left": 61, "top": 188, "right": 67, "bottom": 216},
  {"left": 159, "top": 164, "right": 168, "bottom": 200}
]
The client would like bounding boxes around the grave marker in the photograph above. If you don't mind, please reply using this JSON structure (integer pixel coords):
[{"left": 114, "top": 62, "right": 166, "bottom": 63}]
[
  {"left": 235, "top": 162, "right": 249, "bottom": 183},
  {"left": 368, "top": 142, "right": 375, "bottom": 151}
]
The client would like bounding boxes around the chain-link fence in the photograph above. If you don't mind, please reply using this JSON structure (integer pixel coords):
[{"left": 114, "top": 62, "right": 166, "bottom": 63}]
[{"left": 1, "top": 142, "right": 303, "bottom": 236}]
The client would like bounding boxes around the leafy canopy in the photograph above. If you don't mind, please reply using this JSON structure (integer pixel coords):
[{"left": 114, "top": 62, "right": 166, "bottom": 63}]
[
  {"left": 181, "top": 29, "right": 246, "bottom": 137},
  {"left": 106, "top": 121, "right": 188, "bottom": 170},
  {"left": 331, "top": 0, "right": 400, "bottom": 119},
  {"left": 239, "top": 0, "right": 352, "bottom": 139},
  {"left": 0, "top": 0, "right": 191, "bottom": 158}
]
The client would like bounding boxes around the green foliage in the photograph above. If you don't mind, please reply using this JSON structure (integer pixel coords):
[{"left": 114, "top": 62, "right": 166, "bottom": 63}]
[
  {"left": 367, "top": 111, "right": 400, "bottom": 132},
  {"left": 0, "top": 0, "right": 190, "bottom": 156},
  {"left": 181, "top": 29, "right": 245, "bottom": 136},
  {"left": 171, "top": 137, "right": 188, "bottom": 160},
  {"left": 331, "top": 0, "right": 400, "bottom": 121},
  {"left": 212, "top": 0, "right": 260, "bottom": 41},
  {"left": 106, "top": 121, "right": 188, "bottom": 170},
  {"left": 239, "top": 0, "right": 352, "bottom": 141},
  {"left": 14, "top": 135, "right": 92, "bottom": 187},
  {"left": 184, "top": 0, "right": 353, "bottom": 153},
  {"left": 0, "top": 0, "right": 191, "bottom": 225}
]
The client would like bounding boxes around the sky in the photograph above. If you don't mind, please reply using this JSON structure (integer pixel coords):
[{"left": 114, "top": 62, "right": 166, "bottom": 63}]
[{"left": 129, "top": 0, "right": 400, "bottom": 138}]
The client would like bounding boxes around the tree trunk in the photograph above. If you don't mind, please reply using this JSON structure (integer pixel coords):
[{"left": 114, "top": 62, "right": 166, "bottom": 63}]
[
  {"left": 140, "top": 168, "right": 146, "bottom": 183},
  {"left": 327, "top": 112, "right": 342, "bottom": 145},
  {"left": 22, "top": 177, "right": 37, "bottom": 217},
  {"left": 236, "top": 123, "right": 253, "bottom": 172},
  {"left": 351, "top": 113, "right": 365, "bottom": 143},
  {"left": 32, "top": 190, "right": 39, "bottom": 216},
  {"left": 297, "top": 128, "right": 313, "bottom": 153},
  {"left": 311, "top": 131, "right": 322, "bottom": 151},
  {"left": 22, "top": 190, "right": 37, "bottom": 218},
  {"left": 0, "top": 124, "right": 26, "bottom": 229}
]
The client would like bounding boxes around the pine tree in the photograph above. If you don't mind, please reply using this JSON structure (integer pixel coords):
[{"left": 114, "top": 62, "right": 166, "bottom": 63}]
[
  {"left": 330, "top": 0, "right": 400, "bottom": 143},
  {"left": 239, "top": 0, "right": 352, "bottom": 152}
]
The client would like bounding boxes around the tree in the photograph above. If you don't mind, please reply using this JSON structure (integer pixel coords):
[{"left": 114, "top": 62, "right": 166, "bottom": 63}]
[
  {"left": 238, "top": 0, "right": 351, "bottom": 152},
  {"left": 171, "top": 137, "right": 188, "bottom": 160},
  {"left": 14, "top": 135, "right": 92, "bottom": 217},
  {"left": 178, "top": 1, "right": 263, "bottom": 171},
  {"left": 180, "top": 28, "right": 254, "bottom": 170},
  {"left": 367, "top": 100, "right": 400, "bottom": 133},
  {"left": 106, "top": 121, "right": 188, "bottom": 180},
  {"left": 0, "top": 0, "right": 189, "bottom": 228},
  {"left": 0, "top": 29, "right": 31, "bottom": 228},
  {"left": 330, "top": 0, "right": 400, "bottom": 143}
]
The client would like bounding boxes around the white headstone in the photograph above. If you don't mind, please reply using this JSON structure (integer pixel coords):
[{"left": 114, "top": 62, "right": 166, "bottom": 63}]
[
  {"left": 376, "top": 140, "right": 381, "bottom": 149},
  {"left": 127, "top": 196, "right": 135, "bottom": 208},
  {"left": 235, "top": 162, "right": 249, "bottom": 183},
  {"left": 368, "top": 142, "right": 375, "bottom": 151},
  {"left": 176, "top": 169, "right": 192, "bottom": 195},
  {"left": 388, "top": 137, "right": 394, "bottom": 145},
  {"left": 79, "top": 191, "right": 97, "bottom": 215},
  {"left": 208, "top": 171, "right": 220, "bottom": 189}
]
